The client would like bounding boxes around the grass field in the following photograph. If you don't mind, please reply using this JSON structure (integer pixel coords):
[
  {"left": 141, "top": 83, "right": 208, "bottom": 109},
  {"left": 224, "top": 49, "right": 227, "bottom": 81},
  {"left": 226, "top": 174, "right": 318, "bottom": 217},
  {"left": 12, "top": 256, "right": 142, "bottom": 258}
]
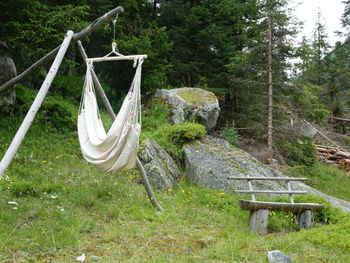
[{"left": 1, "top": 108, "right": 350, "bottom": 262}]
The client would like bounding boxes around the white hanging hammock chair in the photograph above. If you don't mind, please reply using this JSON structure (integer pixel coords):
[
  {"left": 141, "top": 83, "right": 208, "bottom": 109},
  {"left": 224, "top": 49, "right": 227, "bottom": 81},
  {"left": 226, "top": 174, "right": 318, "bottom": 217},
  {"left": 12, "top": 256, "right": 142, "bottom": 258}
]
[{"left": 77, "top": 58, "right": 143, "bottom": 172}]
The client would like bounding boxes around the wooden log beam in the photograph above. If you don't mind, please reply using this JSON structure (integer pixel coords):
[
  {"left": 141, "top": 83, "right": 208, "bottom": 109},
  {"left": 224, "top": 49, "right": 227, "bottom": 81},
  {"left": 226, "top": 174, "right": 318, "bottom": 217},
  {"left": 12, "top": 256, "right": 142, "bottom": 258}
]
[
  {"left": 228, "top": 176, "right": 307, "bottom": 181},
  {"left": 336, "top": 151, "right": 350, "bottom": 159},
  {"left": 315, "top": 144, "right": 337, "bottom": 149},
  {"left": 236, "top": 190, "right": 307, "bottom": 195},
  {"left": 0, "top": 6, "right": 124, "bottom": 94},
  {"left": 332, "top": 116, "right": 350, "bottom": 122},
  {"left": 239, "top": 200, "right": 324, "bottom": 212}
]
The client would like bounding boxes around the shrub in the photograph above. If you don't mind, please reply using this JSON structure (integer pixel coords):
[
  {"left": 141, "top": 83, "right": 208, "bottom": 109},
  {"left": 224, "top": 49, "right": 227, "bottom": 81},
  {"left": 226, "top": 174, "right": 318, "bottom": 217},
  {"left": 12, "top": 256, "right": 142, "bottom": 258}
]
[
  {"left": 52, "top": 74, "right": 84, "bottom": 100},
  {"left": 267, "top": 194, "right": 346, "bottom": 232},
  {"left": 278, "top": 137, "right": 316, "bottom": 167},
  {"left": 141, "top": 100, "right": 206, "bottom": 160},
  {"left": 39, "top": 97, "right": 77, "bottom": 131},
  {"left": 295, "top": 195, "right": 347, "bottom": 224},
  {"left": 14, "top": 84, "right": 77, "bottom": 131},
  {"left": 221, "top": 126, "right": 240, "bottom": 145},
  {"left": 168, "top": 123, "right": 206, "bottom": 144},
  {"left": 142, "top": 100, "right": 170, "bottom": 131}
]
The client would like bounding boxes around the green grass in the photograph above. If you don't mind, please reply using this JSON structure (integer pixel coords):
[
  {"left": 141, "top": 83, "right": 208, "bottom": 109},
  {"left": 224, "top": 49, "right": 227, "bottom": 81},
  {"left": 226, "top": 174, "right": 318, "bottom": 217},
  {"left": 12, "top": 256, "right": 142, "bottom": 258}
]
[
  {"left": 289, "top": 163, "right": 350, "bottom": 201},
  {"left": 1, "top": 103, "right": 350, "bottom": 262}
]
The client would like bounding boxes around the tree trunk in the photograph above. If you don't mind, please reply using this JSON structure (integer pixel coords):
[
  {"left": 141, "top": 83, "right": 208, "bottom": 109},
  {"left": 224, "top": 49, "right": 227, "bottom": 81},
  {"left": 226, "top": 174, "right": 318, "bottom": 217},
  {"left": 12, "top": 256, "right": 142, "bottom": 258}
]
[{"left": 267, "top": 0, "right": 274, "bottom": 160}]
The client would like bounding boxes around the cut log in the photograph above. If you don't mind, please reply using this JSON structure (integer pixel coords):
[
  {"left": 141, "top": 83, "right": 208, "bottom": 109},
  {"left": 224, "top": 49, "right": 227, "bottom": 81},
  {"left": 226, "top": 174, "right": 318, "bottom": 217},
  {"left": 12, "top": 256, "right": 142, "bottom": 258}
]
[
  {"left": 296, "top": 210, "right": 312, "bottom": 229},
  {"left": 336, "top": 151, "right": 350, "bottom": 159},
  {"left": 250, "top": 209, "right": 269, "bottom": 234}
]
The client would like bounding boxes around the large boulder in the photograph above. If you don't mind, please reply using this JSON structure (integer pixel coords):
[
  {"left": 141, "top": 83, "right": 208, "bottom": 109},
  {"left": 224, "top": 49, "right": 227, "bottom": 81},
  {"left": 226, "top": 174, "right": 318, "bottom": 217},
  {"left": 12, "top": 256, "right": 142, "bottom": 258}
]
[
  {"left": 184, "top": 136, "right": 291, "bottom": 193},
  {"left": 139, "top": 139, "right": 182, "bottom": 191},
  {"left": 155, "top": 88, "right": 220, "bottom": 130},
  {"left": 184, "top": 136, "right": 350, "bottom": 214},
  {"left": 0, "top": 41, "right": 16, "bottom": 113}
]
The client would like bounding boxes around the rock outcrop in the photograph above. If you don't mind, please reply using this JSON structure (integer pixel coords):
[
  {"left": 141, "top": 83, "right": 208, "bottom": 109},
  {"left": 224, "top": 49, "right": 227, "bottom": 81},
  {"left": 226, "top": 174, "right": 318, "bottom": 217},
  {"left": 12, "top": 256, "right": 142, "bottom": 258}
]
[
  {"left": 139, "top": 139, "right": 182, "bottom": 191},
  {"left": 0, "top": 41, "right": 16, "bottom": 113},
  {"left": 155, "top": 88, "right": 220, "bottom": 130},
  {"left": 184, "top": 136, "right": 350, "bottom": 214},
  {"left": 184, "top": 136, "right": 295, "bottom": 193}
]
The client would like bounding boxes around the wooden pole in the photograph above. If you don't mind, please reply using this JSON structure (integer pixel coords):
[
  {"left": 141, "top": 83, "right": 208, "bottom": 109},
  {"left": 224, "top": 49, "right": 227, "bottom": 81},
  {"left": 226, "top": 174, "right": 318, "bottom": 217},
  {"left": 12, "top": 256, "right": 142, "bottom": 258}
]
[
  {"left": 77, "top": 41, "right": 163, "bottom": 212},
  {"left": 0, "top": 31, "right": 74, "bottom": 178},
  {"left": 77, "top": 41, "right": 116, "bottom": 120},
  {"left": 0, "top": 6, "right": 124, "bottom": 94},
  {"left": 267, "top": 0, "right": 274, "bottom": 160}
]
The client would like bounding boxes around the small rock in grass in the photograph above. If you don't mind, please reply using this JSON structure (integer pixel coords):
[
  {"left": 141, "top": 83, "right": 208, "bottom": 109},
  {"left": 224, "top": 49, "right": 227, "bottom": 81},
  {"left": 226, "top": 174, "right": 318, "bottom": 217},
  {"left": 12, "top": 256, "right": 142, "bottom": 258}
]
[
  {"left": 76, "top": 253, "right": 86, "bottom": 262},
  {"left": 91, "top": 255, "right": 102, "bottom": 261},
  {"left": 267, "top": 250, "right": 292, "bottom": 263}
]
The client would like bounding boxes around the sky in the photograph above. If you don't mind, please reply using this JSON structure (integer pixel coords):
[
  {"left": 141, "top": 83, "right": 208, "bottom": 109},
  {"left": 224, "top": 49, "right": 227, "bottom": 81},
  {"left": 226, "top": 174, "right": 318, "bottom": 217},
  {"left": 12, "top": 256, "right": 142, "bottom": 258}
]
[{"left": 292, "top": 0, "right": 346, "bottom": 46}]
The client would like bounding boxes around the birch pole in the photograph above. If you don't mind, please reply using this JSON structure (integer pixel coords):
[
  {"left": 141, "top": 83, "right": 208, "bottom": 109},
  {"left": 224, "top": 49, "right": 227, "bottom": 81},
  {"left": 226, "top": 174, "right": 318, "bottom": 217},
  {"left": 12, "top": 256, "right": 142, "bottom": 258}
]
[
  {"left": 267, "top": 0, "right": 274, "bottom": 160},
  {"left": 0, "top": 31, "right": 74, "bottom": 178}
]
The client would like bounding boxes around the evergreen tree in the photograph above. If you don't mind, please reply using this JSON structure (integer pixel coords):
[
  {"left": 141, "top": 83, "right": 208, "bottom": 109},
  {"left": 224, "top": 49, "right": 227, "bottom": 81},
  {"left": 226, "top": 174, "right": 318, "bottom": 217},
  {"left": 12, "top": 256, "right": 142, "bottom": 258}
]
[
  {"left": 226, "top": 0, "right": 298, "bottom": 140},
  {"left": 311, "top": 10, "right": 330, "bottom": 85},
  {"left": 342, "top": 0, "right": 350, "bottom": 30}
]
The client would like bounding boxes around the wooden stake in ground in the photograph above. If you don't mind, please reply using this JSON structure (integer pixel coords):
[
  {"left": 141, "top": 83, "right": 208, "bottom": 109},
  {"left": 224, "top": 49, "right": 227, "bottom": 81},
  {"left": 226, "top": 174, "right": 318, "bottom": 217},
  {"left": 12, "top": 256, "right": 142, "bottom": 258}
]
[
  {"left": 77, "top": 40, "right": 163, "bottom": 212},
  {"left": 0, "top": 31, "right": 74, "bottom": 178},
  {"left": 267, "top": 0, "right": 274, "bottom": 160}
]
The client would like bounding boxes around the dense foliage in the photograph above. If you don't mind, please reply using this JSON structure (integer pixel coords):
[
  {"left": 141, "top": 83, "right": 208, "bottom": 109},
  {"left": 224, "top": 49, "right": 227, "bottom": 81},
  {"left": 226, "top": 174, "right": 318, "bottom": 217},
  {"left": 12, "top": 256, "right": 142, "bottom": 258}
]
[{"left": 0, "top": 0, "right": 350, "bottom": 160}]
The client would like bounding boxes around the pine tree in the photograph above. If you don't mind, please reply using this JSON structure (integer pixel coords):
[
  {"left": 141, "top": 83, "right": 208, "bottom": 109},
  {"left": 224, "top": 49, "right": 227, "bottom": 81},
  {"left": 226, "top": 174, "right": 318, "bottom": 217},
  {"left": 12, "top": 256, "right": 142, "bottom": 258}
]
[{"left": 311, "top": 9, "right": 330, "bottom": 85}]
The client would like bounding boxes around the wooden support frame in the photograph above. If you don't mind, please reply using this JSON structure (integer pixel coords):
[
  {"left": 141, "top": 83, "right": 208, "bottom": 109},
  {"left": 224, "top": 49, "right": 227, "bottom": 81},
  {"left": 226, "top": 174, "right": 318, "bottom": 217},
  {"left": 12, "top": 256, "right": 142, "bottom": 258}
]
[
  {"left": 0, "top": 7, "right": 163, "bottom": 212},
  {"left": 77, "top": 40, "right": 163, "bottom": 212}
]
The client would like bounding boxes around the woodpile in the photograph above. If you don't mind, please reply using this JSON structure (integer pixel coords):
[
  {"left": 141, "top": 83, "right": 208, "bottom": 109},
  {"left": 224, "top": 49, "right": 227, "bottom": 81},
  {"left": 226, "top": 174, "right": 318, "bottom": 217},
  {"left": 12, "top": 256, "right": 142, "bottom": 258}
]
[{"left": 315, "top": 145, "right": 350, "bottom": 172}]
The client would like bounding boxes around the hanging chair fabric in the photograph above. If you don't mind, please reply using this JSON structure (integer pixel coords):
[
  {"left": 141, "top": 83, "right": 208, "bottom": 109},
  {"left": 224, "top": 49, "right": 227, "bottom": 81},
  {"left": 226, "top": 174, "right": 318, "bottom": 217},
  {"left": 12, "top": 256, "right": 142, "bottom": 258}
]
[{"left": 77, "top": 59, "right": 143, "bottom": 172}]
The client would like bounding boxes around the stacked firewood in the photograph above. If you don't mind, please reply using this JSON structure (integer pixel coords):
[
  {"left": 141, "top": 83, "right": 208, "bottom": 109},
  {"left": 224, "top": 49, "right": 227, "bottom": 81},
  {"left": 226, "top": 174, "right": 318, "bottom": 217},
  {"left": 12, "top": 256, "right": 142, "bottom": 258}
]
[{"left": 315, "top": 145, "right": 350, "bottom": 172}]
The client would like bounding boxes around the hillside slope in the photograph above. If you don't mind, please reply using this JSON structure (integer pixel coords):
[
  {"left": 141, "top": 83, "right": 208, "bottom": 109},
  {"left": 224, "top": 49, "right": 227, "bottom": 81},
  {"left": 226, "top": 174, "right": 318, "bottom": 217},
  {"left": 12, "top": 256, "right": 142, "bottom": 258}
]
[{"left": 0, "top": 106, "right": 350, "bottom": 262}]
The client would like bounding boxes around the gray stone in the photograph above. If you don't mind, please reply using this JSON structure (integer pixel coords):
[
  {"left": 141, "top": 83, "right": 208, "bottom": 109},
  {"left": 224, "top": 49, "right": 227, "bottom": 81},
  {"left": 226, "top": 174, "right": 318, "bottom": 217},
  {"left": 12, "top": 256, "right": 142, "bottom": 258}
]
[
  {"left": 267, "top": 250, "right": 292, "bottom": 263},
  {"left": 139, "top": 139, "right": 182, "bottom": 191},
  {"left": 183, "top": 136, "right": 350, "bottom": 215},
  {"left": 184, "top": 136, "right": 296, "bottom": 193},
  {"left": 0, "top": 41, "right": 17, "bottom": 113},
  {"left": 155, "top": 88, "right": 220, "bottom": 130}
]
